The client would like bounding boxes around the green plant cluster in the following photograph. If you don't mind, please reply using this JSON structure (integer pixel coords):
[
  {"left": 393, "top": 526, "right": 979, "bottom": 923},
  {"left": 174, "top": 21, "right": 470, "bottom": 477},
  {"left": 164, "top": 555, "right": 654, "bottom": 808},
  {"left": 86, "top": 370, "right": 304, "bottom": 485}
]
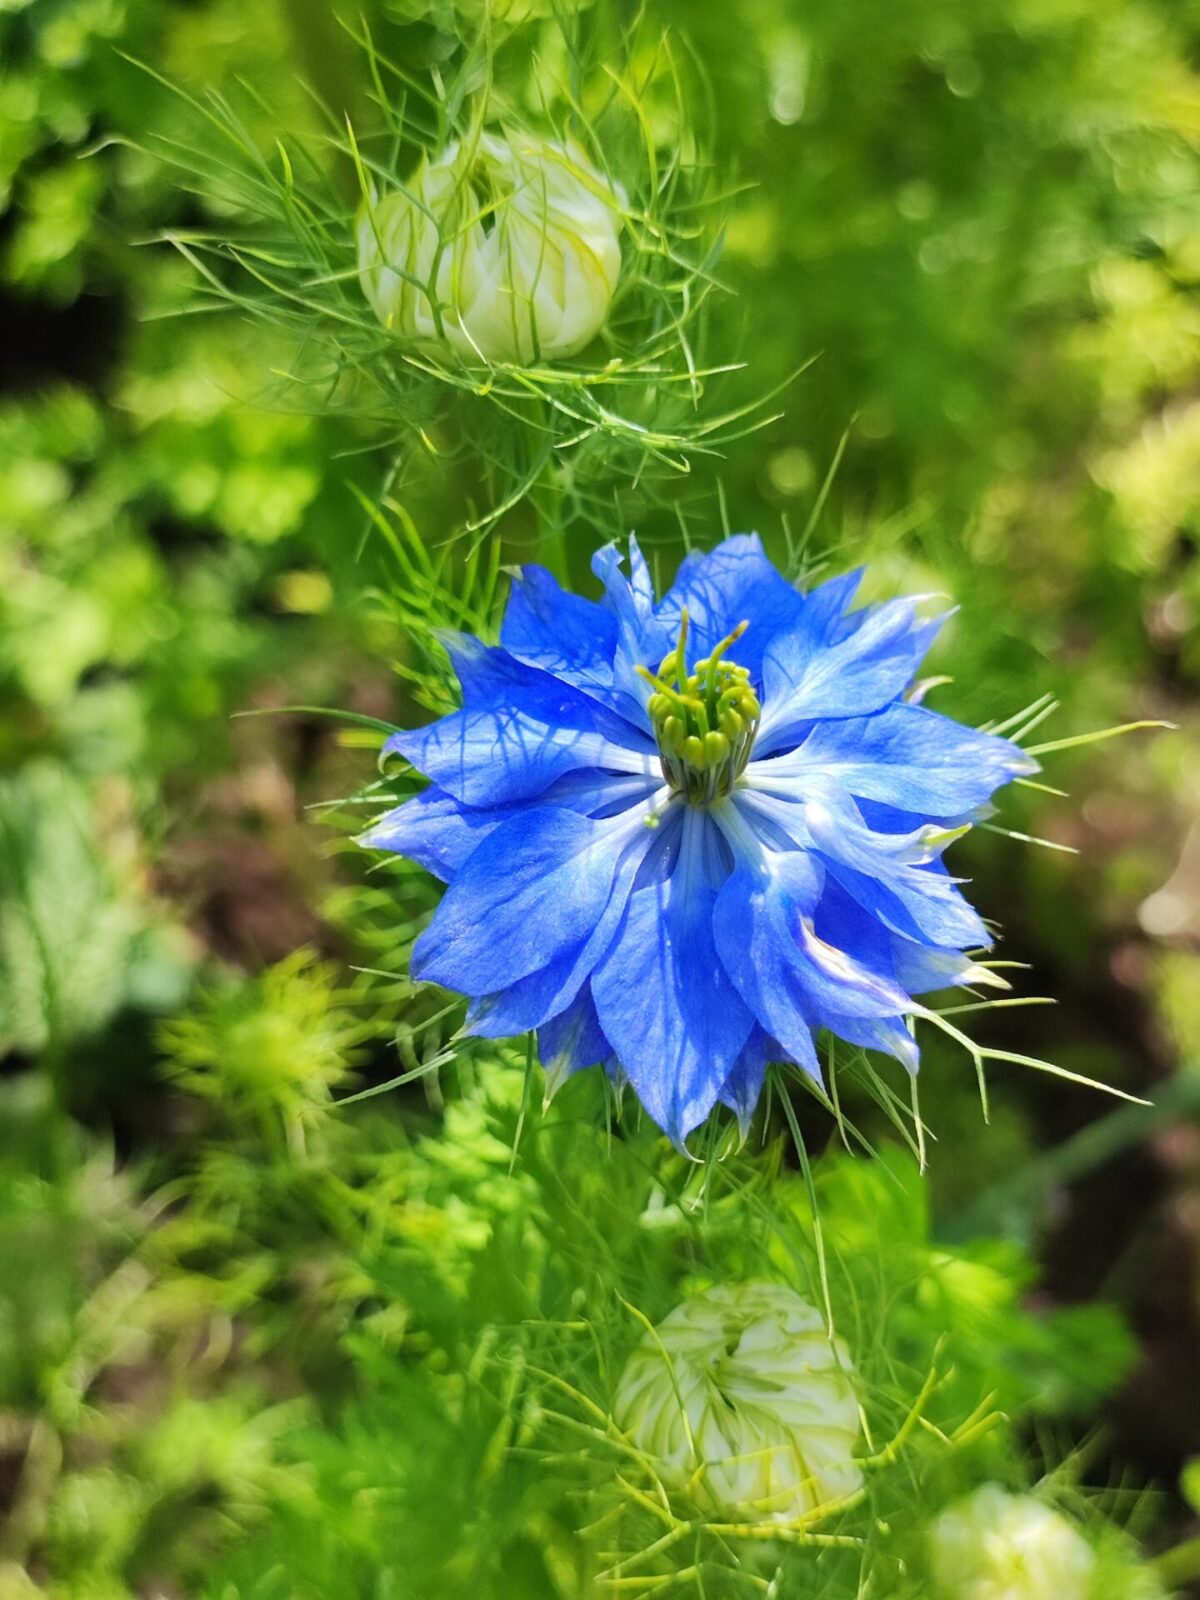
[
  {"left": 1, "top": 0, "right": 1199, "bottom": 1594},
  {"left": 0, "top": 1002, "right": 1161, "bottom": 1598}
]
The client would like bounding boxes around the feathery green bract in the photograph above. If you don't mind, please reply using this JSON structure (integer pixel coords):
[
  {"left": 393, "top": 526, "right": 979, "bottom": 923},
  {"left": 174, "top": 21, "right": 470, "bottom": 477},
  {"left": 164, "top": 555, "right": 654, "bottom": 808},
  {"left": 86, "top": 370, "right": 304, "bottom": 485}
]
[{"left": 125, "top": 6, "right": 778, "bottom": 549}]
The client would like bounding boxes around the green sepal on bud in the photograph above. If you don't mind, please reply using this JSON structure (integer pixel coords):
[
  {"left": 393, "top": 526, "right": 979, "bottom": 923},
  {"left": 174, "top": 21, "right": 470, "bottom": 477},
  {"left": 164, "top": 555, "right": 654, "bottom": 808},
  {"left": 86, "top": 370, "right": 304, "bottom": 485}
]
[{"left": 637, "top": 611, "right": 761, "bottom": 804}]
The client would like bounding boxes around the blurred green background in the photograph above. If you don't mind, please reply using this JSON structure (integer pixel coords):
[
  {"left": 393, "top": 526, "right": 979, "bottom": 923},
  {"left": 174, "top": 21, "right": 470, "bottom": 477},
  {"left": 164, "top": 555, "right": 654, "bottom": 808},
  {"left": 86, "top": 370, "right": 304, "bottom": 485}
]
[{"left": 2, "top": 0, "right": 1199, "bottom": 1593}]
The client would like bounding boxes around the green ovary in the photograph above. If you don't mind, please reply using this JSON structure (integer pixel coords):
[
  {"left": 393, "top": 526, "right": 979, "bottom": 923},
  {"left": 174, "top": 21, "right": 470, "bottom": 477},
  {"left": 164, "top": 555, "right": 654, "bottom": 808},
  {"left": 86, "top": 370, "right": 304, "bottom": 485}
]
[{"left": 638, "top": 611, "right": 761, "bottom": 803}]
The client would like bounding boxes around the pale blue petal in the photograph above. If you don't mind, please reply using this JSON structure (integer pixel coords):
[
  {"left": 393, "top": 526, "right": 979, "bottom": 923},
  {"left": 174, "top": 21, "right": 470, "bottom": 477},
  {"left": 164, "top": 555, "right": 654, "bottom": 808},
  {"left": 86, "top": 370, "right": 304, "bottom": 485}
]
[
  {"left": 710, "top": 852, "right": 823, "bottom": 1071},
  {"left": 893, "top": 943, "right": 999, "bottom": 994},
  {"left": 787, "top": 908, "right": 915, "bottom": 1018},
  {"left": 802, "top": 794, "right": 991, "bottom": 948},
  {"left": 713, "top": 836, "right": 913, "bottom": 1053},
  {"left": 362, "top": 771, "right": 659, "bottom": 884},
  {"left": 748, "top": 702, "right": 1037, "bottom": 817},
  {"left": 739, "top": 774, "right": 990, "bottom": 944},
  {"left": 808, "top": 568, "right": 865, "bottom": 642},
  {"left": 358, "top": 786, "right": 504, "bottom": 882},
  {"left": 592, "top": 538, "right": 674, "bottom": 683}
]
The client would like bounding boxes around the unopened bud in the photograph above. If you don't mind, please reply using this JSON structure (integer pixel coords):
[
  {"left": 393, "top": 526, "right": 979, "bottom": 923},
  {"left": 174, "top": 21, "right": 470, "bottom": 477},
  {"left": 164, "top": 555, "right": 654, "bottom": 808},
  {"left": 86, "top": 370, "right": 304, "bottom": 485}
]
[
  {"left": 357, "top": 131, "right": 622, "bottom": 363},
  {"left": 930, "top": 1487, "right": 1095, "bottom": 1600},
  {"left": 614, "top": 1283, "right": 862, "bottom": 1523}
]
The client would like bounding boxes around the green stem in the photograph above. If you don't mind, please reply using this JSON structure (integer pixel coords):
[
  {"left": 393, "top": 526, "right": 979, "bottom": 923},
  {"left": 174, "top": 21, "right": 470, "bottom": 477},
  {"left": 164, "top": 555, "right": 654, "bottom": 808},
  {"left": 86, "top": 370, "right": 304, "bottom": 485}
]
[
  {"left": 524, "top": 405, "right": 595, "bottom": 595},
  {"left": 562, "top": 524, "right": 598, "bottom": 598},
  {"left": 1151, "top": 1535, "right": 1200, "bottom": 1588},
  {"left": 278, "top": 0, "right": 362, "bottom": 200}
]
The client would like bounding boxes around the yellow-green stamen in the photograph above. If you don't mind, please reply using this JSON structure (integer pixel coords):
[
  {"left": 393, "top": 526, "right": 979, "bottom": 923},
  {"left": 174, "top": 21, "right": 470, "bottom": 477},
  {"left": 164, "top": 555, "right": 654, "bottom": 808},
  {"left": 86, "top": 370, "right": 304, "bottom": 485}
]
[{"left": 636, "top": 610, "right": 761, "bottom": 804}]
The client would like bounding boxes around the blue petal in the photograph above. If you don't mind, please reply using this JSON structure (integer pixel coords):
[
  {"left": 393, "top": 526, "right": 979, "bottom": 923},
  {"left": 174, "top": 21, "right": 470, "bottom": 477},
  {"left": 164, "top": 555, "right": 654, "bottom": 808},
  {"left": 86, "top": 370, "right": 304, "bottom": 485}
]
[
  {"left": 500, "top": 564, "right": 618, "bottom": 685},
  {"left": 806, "top": 880, "right": 960, "bottom": 1069},
  {"left": 718, "top": 1026, "right": 794, "bottom": 1136},
  {"left": 712, "top": 831, "right": 914, "bottom": 1053},
  {"left": 420, "top": 642, "right": 627, "bottom": 724},
  {"left": 802, "top": 795, "right": 991, "bottom": 949},
  {"left": 437, "top": 632, "right": 510, "bottom": 703},
  {"left": 502, "top": 564, "right": 672, "bottom": 727},
  {"left": 787, "top": 908, "right": 915, "bottom": 1019},
  {"left": 387, "top": 652, "right": 657, "bottom": 806},
  {"left": 412, "top": 807, "right": 641, "bottom": 995},
  {"left": 822, "top": 1012, "right": 920, "bottom": 1073},
  {"left": 361, "top": 770, "right": 661, "bottom": 883},
  {"left": 810, "top": 877, "right": 900, "bottom": 978},
  {"left": 807, "top": 568, "right": 865, "bottom": 643},
  {"left": 763, "top": 875, "right": 922, "bottom": 1068},
  {"left": 749, "top": 702, "right": 1037, "bottom": 817},
  {"left": 758, "top": 599, "right": 945, "bottom": 752},
  {"left": 466, "top": 817, "right": 664, "bottom": 1035},
  {"left": 592, "top": 538, "right": 674, "bottom": 688},
  {"left": 709, "top": 849, "right": 824, "bottom": 1071},
  {"left": 536, "top": 986, "right": 613, "bottom": 1096},
  {"left": 358, "top": 786, "right": 504, "bottom": 882},
  {"left": 591, "top": 809, "right": 755, "bottom": 1143},
  {"left": 858, "top": 797, "right": 955, "bottom": 834},
  {"left": 658, "top": 534, "right": 807, "bottom": 682}
]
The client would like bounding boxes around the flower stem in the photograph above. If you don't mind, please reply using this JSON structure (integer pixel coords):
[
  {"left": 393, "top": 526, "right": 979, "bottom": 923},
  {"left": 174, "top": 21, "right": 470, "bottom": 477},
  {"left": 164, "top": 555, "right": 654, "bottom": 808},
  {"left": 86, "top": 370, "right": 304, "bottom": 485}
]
[
  {"left": 1151, "top": 1535, "right": 1200, "bottom": 1587},
  {"left": 279, "top": 0, "right": 361, "bottom": 200}
]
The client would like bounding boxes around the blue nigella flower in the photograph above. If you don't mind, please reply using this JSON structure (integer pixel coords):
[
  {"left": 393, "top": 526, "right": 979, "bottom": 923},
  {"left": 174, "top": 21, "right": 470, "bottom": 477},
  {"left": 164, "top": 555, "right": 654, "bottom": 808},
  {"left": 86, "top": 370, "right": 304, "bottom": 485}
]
[{"left": 362, "top": 535, "right": 1037, "bottom": 1145}]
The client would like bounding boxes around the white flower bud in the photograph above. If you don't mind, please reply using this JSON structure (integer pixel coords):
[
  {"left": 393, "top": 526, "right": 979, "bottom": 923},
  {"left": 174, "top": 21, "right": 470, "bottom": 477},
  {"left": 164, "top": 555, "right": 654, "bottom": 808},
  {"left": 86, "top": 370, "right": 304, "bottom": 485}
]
[
  {"left": 356, "top": 130, "right": 622, "bottom": 363},
  {"left": 613, "top": 1282, "right": 862, "bottom": 1523},
  {"left": 930, "top": 1486, "right": 1096, "bottom": 1600}
]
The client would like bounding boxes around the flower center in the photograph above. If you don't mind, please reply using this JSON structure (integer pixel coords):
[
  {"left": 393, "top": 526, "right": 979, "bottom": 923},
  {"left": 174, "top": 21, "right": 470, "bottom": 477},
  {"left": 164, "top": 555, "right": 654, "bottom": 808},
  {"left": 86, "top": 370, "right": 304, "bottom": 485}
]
[{"left": 637, "top": 610, "right": 761, "bottom": 804}]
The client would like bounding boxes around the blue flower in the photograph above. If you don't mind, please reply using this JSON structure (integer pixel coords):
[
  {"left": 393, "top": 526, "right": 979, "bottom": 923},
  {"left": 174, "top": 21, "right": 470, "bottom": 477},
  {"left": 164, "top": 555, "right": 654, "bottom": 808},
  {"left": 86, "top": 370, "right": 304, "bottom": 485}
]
[{"left": 362, "top": 535, "right": 1037, "bottom": 1145}]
